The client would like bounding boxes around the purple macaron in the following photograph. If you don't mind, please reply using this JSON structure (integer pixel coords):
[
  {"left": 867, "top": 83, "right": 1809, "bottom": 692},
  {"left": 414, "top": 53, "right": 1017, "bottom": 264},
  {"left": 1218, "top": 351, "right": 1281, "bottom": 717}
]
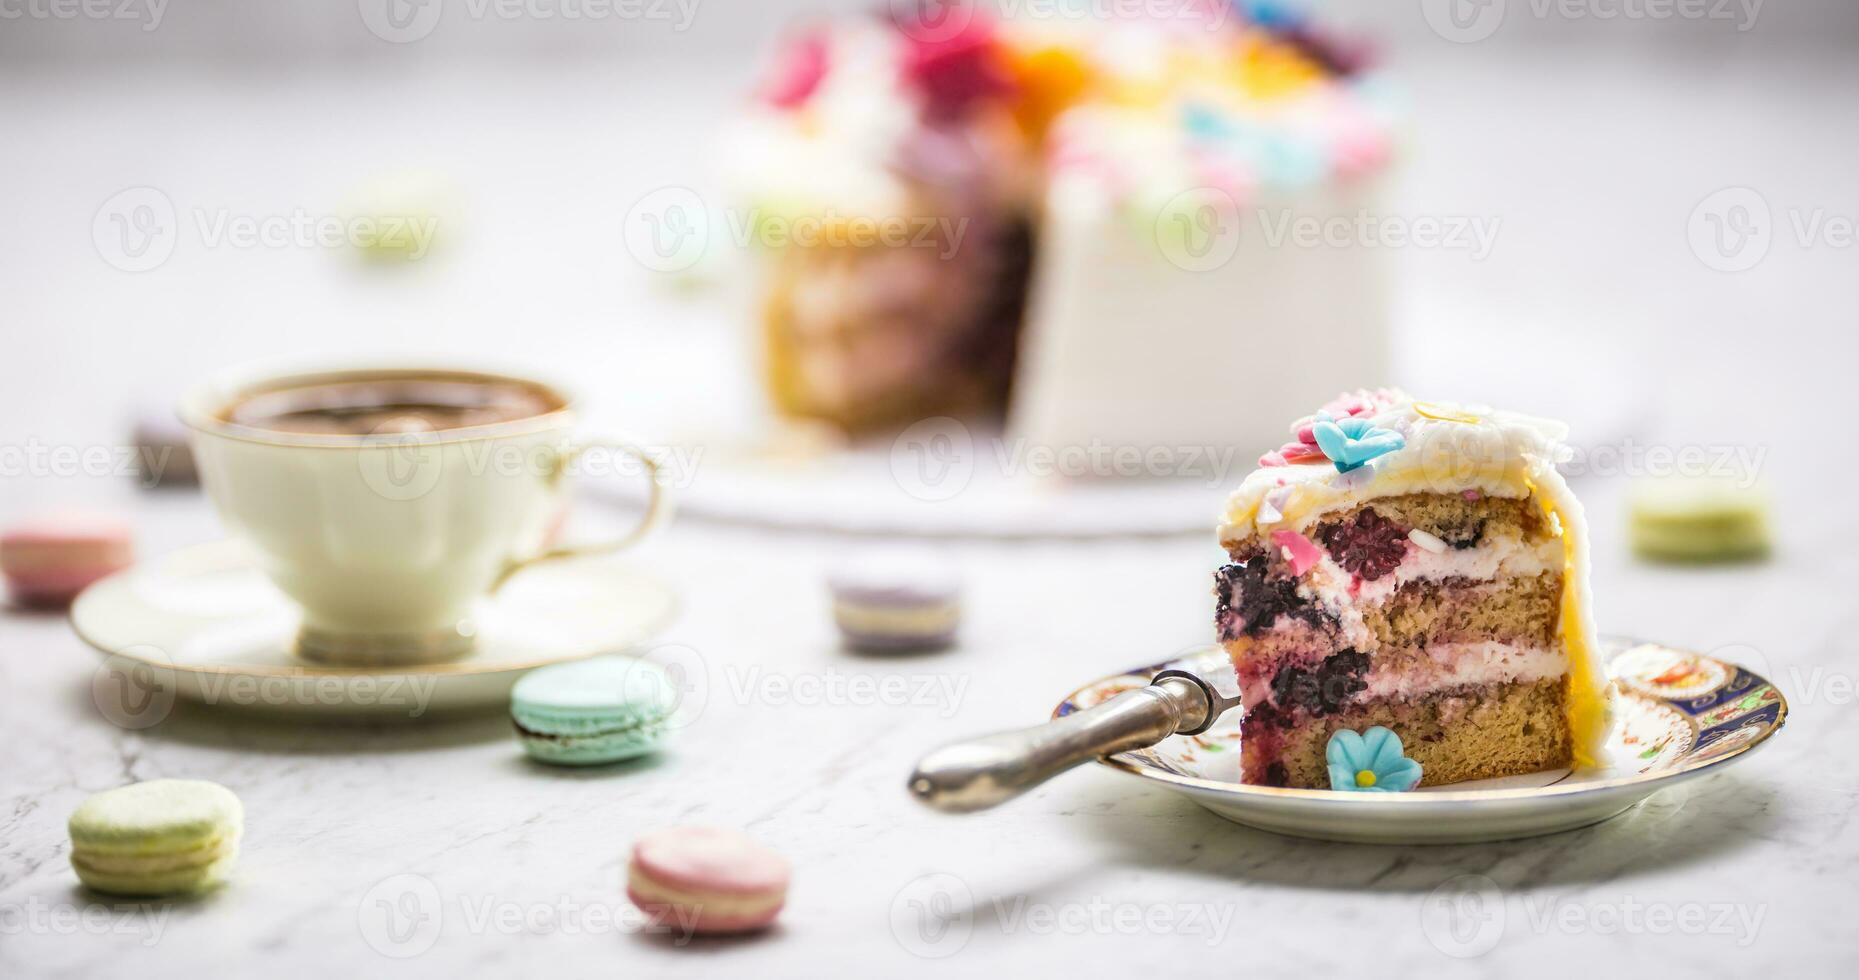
[{"left": 828, "top": 549, "right": 960, "bottom": 652}]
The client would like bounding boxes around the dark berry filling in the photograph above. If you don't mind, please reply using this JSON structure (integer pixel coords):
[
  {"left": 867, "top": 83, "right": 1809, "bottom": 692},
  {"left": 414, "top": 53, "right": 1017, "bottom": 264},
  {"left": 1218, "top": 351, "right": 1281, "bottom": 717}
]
[
  {"left": 1438, "top": 516, "right": 1487, "bottom": 550},
  {"left": 1267, "top": 649, "right": 1370, "bottom": 716},
  {"left": 1214, "top": 560, "right": 1325, "bottom": 641},
  {"left": 1318, "top": 508, "right": 1410, "bottom": 580}
]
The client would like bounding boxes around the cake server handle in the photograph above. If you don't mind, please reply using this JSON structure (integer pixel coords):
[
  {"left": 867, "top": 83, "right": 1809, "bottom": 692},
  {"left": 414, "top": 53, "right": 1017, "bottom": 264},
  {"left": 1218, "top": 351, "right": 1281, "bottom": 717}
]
[{"left": 908, "top": 670, "right": 1239, "bottom": 813}]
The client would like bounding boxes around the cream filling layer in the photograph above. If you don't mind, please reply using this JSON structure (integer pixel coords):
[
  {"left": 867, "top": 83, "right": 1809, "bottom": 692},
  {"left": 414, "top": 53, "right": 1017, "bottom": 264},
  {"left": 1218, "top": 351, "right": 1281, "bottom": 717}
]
[
  {"left": 1362, "top": 641, "right": 1567, "bottom": 701},
  {"left": 627, "top": 867, "right": 786, "bottom": 921},
  {"left": 72, "top": 832, "right": 240, "bottom": 876},
  {"left": 1286, "top": 530, "right": 1562, "bottom": 652}
]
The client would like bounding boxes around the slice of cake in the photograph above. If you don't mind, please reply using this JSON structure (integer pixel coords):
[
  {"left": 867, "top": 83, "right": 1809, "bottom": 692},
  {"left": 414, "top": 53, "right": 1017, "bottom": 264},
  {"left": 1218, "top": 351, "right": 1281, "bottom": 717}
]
[
  {"left": 727, "top": 3, "right": 1397, "bottom": 454},
  {"left": 1215, "top": 390, "right": 1612, "bottom": 788}
]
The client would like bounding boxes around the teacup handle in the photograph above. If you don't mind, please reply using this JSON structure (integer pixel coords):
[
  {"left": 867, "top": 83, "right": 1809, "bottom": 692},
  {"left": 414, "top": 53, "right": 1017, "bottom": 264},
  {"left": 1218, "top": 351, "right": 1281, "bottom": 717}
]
[{"left": 492, "top": 434, "right": 672, "bottom": 589}]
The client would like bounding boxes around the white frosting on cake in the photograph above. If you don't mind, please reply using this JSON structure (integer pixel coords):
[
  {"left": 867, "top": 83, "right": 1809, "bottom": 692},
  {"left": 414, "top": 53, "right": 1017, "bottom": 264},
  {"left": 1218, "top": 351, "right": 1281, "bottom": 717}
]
[{"left": 723, "top": 23, "right": 918, "bottom": 221}]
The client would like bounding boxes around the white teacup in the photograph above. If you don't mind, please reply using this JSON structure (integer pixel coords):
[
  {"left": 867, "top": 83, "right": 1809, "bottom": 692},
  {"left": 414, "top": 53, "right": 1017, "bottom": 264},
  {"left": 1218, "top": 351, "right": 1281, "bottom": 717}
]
[{"left": 181, "top": 362, "right": 669, "bottom": 667}]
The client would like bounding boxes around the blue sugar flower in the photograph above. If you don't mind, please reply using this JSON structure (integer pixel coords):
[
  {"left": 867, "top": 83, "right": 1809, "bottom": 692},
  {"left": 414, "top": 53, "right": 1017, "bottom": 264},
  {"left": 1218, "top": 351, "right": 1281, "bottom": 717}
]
[
  {"left": 1327, "top": 726, "right": 1423, "bottom": 792},
  {"left": 1236, "top": 1, "right": 1303, "bottom": 31},
  {"left": 1312, "top": 415, "right": 1405, "bottom": 473}
]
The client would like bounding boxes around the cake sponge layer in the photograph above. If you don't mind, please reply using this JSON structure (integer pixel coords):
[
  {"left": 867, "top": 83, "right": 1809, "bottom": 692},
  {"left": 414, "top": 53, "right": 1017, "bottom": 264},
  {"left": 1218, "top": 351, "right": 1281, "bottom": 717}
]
[
  {"left": 1242, "top": 678, "right": 1573, "bottom": 788},
  {"left": 1364, "top": 573, "right": 1561, "bottom": 649}
]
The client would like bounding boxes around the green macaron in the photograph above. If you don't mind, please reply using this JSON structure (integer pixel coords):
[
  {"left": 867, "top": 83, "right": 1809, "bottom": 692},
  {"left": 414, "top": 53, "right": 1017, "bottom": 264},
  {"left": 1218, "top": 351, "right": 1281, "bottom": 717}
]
[
  {"left": 1629, "top": 477, "right": 1771, "bottom": 563},
  {"left": 511, "top": 656, "right": 676, "bottom": 766},
  {"left": 68, "top": 779, "right": 243, "bottom": 896}
]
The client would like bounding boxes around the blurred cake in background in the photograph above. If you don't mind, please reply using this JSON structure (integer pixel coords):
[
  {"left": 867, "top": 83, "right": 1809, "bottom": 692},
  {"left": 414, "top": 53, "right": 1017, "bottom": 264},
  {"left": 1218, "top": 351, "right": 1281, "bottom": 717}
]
[{"left": 728, "top": 1, "right": 1398, "bottom": 456}]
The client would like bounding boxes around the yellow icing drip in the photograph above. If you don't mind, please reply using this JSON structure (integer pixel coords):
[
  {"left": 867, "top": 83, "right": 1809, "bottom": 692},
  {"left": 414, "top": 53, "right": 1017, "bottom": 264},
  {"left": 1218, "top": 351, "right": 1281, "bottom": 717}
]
[
  {"left": 1534, "top": 483, "right": 1610, "bottom": 769},
  {"left": 1413, "top": 401, "right": 1481, "bottom": 425}
]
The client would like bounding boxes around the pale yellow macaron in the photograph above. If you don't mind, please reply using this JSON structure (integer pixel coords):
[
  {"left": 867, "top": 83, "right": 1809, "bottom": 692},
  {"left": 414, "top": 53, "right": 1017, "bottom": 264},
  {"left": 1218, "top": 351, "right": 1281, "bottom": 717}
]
[{"left": 68, "top": 780, "right": 243, "bottom": 896}]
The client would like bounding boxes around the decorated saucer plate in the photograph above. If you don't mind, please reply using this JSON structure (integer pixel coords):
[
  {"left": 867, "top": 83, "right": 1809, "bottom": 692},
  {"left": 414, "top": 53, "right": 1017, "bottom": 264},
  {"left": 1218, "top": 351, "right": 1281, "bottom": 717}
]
[{"left": 1055, "top": 638, "right": 1786, "bottom": 843}]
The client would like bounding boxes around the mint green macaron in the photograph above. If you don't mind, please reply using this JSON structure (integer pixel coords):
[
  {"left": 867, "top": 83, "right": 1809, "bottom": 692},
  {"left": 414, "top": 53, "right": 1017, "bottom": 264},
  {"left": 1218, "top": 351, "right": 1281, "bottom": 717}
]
[
  {"left": 1629, "top": 477, "right": 1771, "bottom": 563},
  {"left": 69, "top": 779, "right": 243, "bottom": 896},
  {"left": 511, "top": 656, "right": 676, "bottom": 765}
]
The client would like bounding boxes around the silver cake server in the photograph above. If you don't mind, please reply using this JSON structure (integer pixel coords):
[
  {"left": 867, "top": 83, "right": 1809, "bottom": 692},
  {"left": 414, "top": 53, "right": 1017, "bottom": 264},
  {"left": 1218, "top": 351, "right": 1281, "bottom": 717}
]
[{"left": 908, "top": 668, "right": 1243, "bottom": 812}]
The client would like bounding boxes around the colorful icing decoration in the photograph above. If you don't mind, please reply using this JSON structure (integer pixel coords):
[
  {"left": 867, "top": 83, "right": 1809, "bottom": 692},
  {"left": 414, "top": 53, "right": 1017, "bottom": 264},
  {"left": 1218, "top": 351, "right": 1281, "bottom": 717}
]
[
  {"left": 1236, "top": 0, "right": 1303, "bottom": 31},
  {"left": 1259, "top": 439, "right": 1326, "bottom": 468},
  {"left": 1326, "top": 726, "right": 1422, "bottom": 792},
  {"left": 1235, "top": 37, "right": 1325, "bottom": 100},
  {"left": 1414, "top": 401, "right": 1482, "bottom": 425},
  {"left": 761, "top": 29, "right": 831, "bottom": 109},
  {"left": 1268, "top": 529, "right": 1323, "bottom": 575},
  {"left": 1007, "top": 43, "right": 1093, "bottom": 141},
  {"left": 1319, "top": 388, "right": 1398, "bottom": 419},
  {"left": 897, "top": 8, "right": 1015, "bottom": 120},
  {"left": 1312, "top": 415, "right": 1405, "bottom": 473}
]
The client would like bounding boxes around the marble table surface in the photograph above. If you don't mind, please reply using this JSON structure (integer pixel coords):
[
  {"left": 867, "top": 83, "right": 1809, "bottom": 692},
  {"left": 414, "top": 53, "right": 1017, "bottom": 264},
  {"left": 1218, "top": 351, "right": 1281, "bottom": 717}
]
[
  {"left": 1, "top": 475, "right": 1854, "bottom": 979},
  {"left": 5, "top": 29, "right": 1858, "bottom": 980}
]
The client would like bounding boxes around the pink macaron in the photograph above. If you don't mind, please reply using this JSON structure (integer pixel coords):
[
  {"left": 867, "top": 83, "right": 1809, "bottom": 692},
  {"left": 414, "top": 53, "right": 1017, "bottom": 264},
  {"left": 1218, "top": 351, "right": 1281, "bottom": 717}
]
[
  {"left": 626, "top": 827, "right": 791, "bottom": 935},
  {"left": 0, "top": 511, "right": 134, "bottom": 608}
]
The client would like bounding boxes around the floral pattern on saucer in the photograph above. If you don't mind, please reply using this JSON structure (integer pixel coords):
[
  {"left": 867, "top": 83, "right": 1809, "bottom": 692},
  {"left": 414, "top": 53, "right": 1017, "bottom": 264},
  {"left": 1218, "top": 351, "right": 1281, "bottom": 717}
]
[{"left": 1055, "top": 639, "right": 1785, "bottom": 792}]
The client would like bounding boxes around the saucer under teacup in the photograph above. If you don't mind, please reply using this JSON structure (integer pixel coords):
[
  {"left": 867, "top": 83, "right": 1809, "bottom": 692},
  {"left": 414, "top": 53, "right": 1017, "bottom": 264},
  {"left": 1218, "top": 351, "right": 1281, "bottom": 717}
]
[{"left": 71, "top": 539, "right": 677, "bottom": 718}]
